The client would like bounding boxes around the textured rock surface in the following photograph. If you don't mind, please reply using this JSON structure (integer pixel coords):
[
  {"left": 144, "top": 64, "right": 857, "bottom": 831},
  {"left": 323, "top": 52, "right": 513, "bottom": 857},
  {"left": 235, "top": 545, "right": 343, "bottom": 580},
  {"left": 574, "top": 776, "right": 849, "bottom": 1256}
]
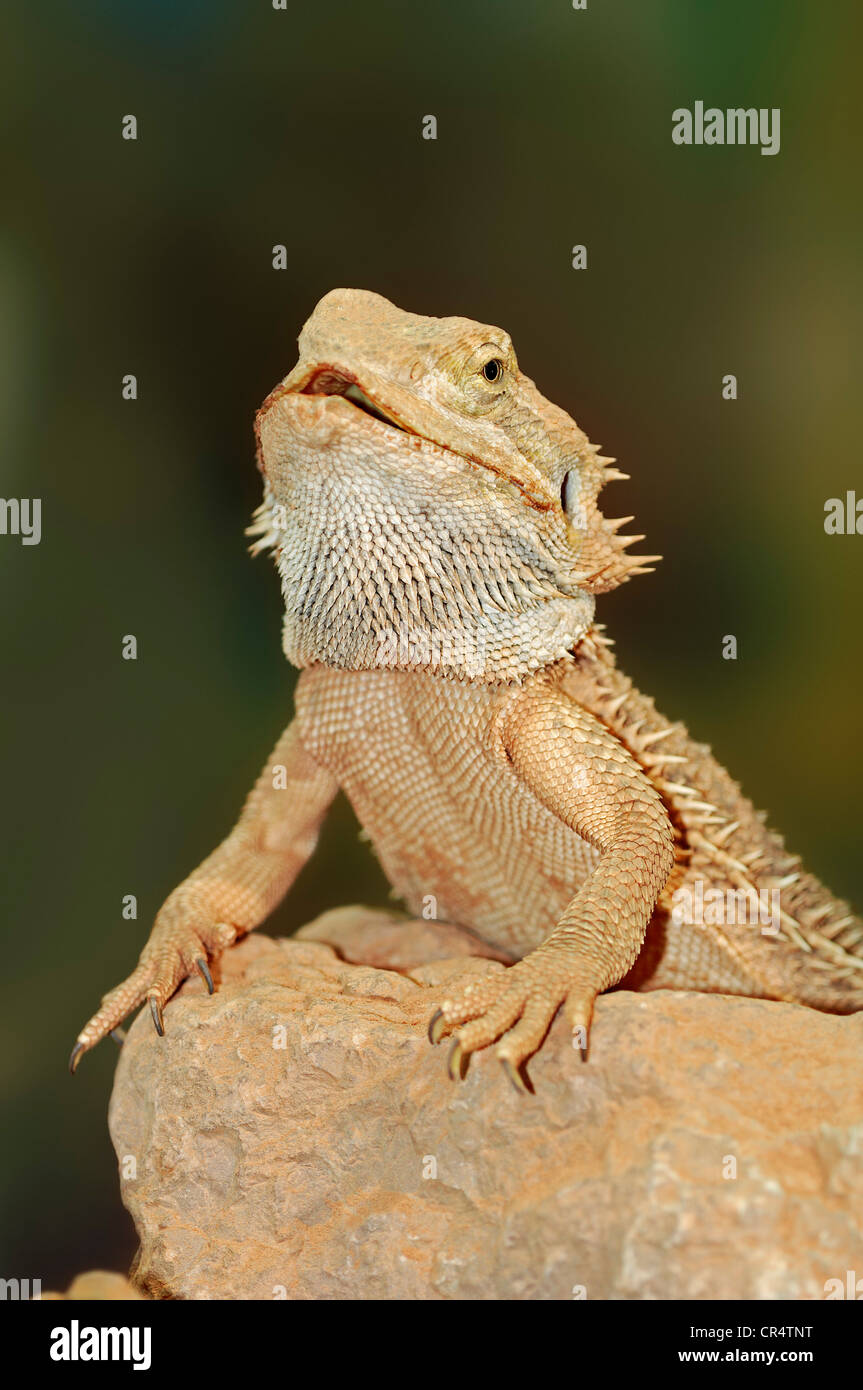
[{"left": 108, "top": 909, "right": 863, "bottom": 1300}]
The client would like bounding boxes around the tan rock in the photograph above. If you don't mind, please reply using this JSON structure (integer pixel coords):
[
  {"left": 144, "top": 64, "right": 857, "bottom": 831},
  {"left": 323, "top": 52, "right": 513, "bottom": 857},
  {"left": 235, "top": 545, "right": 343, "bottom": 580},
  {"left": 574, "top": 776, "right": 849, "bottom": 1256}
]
[
  {"left": 108, "top": 908, "right": 863, "bottom": 1300},
  {"left": 295, "top": 905, "right": 512, "bottom": 968}
]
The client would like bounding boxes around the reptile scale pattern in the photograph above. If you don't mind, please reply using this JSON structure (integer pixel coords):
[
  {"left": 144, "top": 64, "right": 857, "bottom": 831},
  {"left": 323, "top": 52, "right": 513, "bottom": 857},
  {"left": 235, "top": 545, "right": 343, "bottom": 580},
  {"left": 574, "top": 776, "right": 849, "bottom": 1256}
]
[{"left": 73, "top": 289, "right": 863, "bottom": 1079}]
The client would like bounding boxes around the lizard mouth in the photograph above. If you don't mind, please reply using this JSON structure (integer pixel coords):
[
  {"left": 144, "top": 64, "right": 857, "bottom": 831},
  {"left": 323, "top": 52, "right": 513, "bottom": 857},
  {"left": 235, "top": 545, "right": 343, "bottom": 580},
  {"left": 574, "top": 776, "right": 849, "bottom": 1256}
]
[
  {"left": 256, "top": 361, "right": 556, "bottom": 512},
  {"left": 301, "top": 371, "right": 411, "bottom": 434}
]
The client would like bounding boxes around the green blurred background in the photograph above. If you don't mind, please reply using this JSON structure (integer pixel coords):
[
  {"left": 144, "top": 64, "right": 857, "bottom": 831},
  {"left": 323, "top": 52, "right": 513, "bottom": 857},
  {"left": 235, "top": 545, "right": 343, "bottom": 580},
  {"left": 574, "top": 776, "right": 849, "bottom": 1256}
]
[{"left": 2, "top": 0, "right": 861, "bottom": 1288}]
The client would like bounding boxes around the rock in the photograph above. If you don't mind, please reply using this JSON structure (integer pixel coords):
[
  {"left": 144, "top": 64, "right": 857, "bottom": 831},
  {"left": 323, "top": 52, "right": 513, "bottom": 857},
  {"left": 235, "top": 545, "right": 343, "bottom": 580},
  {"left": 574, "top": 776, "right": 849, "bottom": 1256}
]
[
  {"left": 108, "top": 908, "right": 863, "bottom": 1300},
  {"left": 295, "top": 904, "right": 513, "bottom": 968},
  {"left": 41, "top": 1271, "right": 145, "bottom": 1301}
]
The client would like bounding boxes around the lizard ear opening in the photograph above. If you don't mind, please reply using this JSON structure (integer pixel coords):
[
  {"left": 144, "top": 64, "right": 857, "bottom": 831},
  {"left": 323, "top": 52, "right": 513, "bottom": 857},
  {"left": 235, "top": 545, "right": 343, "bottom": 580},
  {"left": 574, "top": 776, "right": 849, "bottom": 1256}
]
[
  {"left": 561, "top": 469, "right": 581, "bottom": 518},
  {"left": 576, "top": 458, "right": 662, "bottom": 593}
]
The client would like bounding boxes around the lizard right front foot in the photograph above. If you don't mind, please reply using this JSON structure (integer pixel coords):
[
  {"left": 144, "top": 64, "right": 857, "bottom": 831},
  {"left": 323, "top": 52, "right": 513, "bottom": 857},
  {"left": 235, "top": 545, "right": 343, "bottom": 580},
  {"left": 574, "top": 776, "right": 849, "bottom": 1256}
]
[
  {"left": 69, "top": 902, "right": 239, "bottom": 1072},
  {"left": 428, "top": 946, "right": 601, "bottom": 1092}
]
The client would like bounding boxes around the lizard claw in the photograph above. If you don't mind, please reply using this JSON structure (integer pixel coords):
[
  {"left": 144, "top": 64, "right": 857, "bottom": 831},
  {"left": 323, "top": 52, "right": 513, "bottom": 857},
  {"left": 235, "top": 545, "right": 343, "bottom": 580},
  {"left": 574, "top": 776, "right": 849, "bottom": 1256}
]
[
  {"left": 427, "top": 1008, "right": 446, "bottom": 1045},
  {"left": 68, "top": 1042, "right": 85, "bottom": 1075},
  {"left": 447, "top": 1038, "right": 468, "bottom": 1081},
  {"left": 500, "top": 1057, "right": 532, "bottom": 1095},
  {"left": 149, "top": 996, "right": 165, "bottom": 1037},
  {"left": 196, "top": 957, "right": 215, "bottom": 994}
]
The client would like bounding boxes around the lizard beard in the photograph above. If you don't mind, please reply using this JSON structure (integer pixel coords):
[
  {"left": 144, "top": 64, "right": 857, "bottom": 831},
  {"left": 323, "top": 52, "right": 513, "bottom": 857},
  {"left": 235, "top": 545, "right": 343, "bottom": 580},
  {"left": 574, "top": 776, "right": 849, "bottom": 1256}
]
[{"left": 264, "top": 467, "right": 595, "bottom": 684}]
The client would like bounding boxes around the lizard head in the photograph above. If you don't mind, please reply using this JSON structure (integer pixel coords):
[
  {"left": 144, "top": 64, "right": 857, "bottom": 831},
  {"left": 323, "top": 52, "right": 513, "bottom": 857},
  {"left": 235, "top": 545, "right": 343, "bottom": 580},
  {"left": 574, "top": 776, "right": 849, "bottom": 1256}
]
[{"left": 253, "top": 288, "right": 656, "bottom": 681}]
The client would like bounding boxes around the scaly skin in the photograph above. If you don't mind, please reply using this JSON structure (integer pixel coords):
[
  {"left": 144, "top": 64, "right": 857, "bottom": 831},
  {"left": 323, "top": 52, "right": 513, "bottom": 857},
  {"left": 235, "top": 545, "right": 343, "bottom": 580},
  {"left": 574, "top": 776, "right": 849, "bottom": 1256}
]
[{"left": 72, "top": 289, "right": 863, "bottom": 1087}]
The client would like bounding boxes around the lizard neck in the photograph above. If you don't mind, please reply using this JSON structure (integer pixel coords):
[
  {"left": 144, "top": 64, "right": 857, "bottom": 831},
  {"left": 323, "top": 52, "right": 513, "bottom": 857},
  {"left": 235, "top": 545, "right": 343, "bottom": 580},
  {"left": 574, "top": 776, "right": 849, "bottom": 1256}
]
[{"left": 281, "top": 583, "right": 595, "bottom": 684}]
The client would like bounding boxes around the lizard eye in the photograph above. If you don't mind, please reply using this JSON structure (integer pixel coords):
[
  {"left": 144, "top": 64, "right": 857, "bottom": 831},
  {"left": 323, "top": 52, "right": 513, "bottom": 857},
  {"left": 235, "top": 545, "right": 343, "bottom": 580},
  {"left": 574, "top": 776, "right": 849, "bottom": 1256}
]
[{"left": 481, "top": 358, "right": 503, "bottom": 383}]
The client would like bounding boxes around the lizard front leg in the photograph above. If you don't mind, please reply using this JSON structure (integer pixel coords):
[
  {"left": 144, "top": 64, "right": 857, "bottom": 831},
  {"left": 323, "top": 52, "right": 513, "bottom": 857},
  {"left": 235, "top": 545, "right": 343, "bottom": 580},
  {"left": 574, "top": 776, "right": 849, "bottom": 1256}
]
[
  {"left": 430, "top": 684, "right": 675, "bottom": 1089},
  {"left": 71, "top": 720, "right": 338, "bottom": 1069}
]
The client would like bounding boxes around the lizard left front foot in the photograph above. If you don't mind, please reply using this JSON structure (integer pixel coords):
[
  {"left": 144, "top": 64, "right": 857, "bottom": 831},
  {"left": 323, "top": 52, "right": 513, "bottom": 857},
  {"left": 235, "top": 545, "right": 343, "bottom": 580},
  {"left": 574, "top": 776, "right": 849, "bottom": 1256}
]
[{"left": 428, "top": 949, "right": 598, "bottom": 1092}]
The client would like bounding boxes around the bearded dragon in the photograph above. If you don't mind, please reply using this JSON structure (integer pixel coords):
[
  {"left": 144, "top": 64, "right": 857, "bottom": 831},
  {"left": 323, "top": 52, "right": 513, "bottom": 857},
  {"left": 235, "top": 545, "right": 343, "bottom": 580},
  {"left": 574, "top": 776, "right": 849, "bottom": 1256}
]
[{"left": 71, "top": 289, "right": 863, "bottom": 1090}]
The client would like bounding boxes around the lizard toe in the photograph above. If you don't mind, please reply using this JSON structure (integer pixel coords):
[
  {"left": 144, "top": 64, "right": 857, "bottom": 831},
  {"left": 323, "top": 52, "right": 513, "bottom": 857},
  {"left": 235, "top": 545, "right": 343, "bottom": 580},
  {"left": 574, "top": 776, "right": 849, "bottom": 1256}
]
[
  {"left": 431, "top": 968, "right": 509, "bottom": 1041},
  {"left": 563, "top": 988, "right": 597, "bottom": 1059},
  {"left": 71, "top": 918, "right": 238, "bottom": 1069},
  {"left": 494, "top": 994, "right": 560, "bottom": 1070},
  {"left": 448, "top": 990, "right": 527, "bottom": 1055},
  {"left": 70, "top": 957, "right": 160, "bottom": 1068}
]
